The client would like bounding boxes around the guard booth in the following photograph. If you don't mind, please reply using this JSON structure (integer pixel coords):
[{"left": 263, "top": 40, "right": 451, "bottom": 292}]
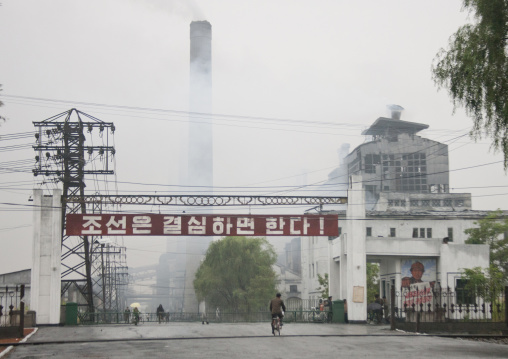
[{"left": 331, "top": 300, "right": 345, "bottom": 323}]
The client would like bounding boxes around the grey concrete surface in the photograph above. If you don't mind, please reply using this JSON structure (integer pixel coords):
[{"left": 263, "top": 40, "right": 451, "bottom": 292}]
[{"left": 5, "top": 323, "right": 508, "bottom": 358}]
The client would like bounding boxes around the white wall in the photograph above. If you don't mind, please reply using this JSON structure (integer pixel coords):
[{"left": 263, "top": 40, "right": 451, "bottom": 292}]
[
  {"left": 301, "top": 236, "right": 329, "bottom": 301},
  {"left": 438, "top": 243, "right": 490, "bottom": 289},
  {"left": 361, "top": 217, "right": 481, "bottom": 244},
  {"left": 367, "top": 238, "right": 442, "bottom": 256}
]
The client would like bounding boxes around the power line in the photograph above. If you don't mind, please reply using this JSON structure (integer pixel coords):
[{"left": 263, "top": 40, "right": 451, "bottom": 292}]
[
  {"left": 1, "top": 94, "right": 492, "bottom": 140},
  {"left": 0, "top": 224, "right": 32, "bottom": 232},
  {"left": 2, "top": 157, "right": 502, "bottom": 197},
  {"left": 0, "top": 94, "right": 371, "bottom": 127}
]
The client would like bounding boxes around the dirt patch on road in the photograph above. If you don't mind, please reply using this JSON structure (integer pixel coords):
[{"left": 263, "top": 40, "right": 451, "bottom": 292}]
[{"left": 0, "top": 328, "right": 36, "bottom": 354}]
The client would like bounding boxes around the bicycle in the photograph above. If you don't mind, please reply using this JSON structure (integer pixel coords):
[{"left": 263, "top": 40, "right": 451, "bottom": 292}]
[
  {"left": 133, "top": 312, "right": 140, "bottom": 326},
  {"left": 271, "top": 315, "right": 281, "bottom": 336},
  {"left": 367, "top": 309, "right": 382, "bottom": 324}
]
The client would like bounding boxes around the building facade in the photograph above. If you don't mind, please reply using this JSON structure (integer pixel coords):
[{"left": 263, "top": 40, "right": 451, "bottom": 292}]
[{"left": 301, "top": 106, "right": 497, "bottom": 322}]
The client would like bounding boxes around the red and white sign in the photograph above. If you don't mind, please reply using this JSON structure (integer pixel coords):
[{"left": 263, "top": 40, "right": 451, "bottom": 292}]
[
  {"left": 65, "top": 214, "right": 339, "bottom": 237},
  {"left": 403, "top": 282, "right": 434, "bottom": 309}
]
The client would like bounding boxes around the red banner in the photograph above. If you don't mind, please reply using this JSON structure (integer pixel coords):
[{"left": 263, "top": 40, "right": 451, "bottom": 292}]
[{"left": 65, "top": 214, "right": 339, "bottom": 237}]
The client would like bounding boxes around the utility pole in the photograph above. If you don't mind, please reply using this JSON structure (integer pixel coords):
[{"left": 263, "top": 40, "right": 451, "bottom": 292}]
[{"left": 33, "top": 109, "right": 116, "bottom": 316}]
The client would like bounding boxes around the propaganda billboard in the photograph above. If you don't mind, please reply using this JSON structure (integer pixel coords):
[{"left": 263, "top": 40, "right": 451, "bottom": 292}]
[
  {"left": 401, "top": 259, "right": 437, "bottom": 309},
  {"left": 401, "top": 259, "right": 437, "bottom": 288},
  {"left": 65, "top": 214, "right": 339, "bottom": 237}
]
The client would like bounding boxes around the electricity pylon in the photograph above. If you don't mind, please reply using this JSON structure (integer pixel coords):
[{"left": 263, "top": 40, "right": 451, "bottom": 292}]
[{"left": 33, "top": 109, "right": 115, "bottom": 315}]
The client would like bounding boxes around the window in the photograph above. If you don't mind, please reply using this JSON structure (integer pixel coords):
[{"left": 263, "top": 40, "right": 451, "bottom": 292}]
[
  {"left": 414, "top": 228, "right": 432, "bottom": 238},
  {"left": 365, "top": 155, "right": 375, "bottom": 173},
  {"left": 366, "top": 227, "right": 372, "bottom": 237},
  {"left": 312, "top": 264, "right": 315, "bottom": 277},
  {"left": 456, "top": 279, "right": 474, "bottom": 305},
  {"left": 448, "top": 228, "right": 454, "bottom": 241},
  {"left": 397, "top": 153, "right": 428, "bottom": 192},
  {"left": 390, "top": 228, "right": 396, "bottom": 237},
  {"left": 290, "top": 285, "right": 297, "bottom": 293},
  {"left": 444, "top": 199, "right": 452, "bottom": 207},
  {"left": 364, "top": 154, "right": 380, "bottom": 174},
  {"left": 338, "top": 227, "right": 342, "bottom": 236},
  {"left": 366, "top": 185, "right": 377, "bottom": 195}
]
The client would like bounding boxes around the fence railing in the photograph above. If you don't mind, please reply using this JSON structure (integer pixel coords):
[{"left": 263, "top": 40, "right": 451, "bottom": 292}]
[
  {"left": 0, "top": 285, "right": 26, "bottom": 338},
  {"left": 394, "top": 286, "right": 506, "bottom": 323},
  {"left": 285, "top": 298, "right": 324, "bottom": 311},
  {"left": 75, "top": 309, "right": 331, "bottom": 325},
  {"left": 0, "top": 285, "right": 25, "bottom": 328}
]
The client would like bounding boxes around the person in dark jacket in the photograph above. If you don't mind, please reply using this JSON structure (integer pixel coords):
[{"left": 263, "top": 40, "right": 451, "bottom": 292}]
[
  {"left": 344, "top": 299, "right": 349, "bottom": 323},
  {"left": 269, "top": 293, "right": 286, "bottom": 334},
  {"left": 374, "top": 294, "right": 383, "bottom": 324},
  {"left": 124, "top": 307, "right": 131, "bottom": 323},
  {"left": 156, "top": 304, "right": 164, "bottom": 324}
]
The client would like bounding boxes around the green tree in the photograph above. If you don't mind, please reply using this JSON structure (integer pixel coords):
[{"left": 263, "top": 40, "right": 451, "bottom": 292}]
[
  {"left": 464, "top": 210, "right": 508, "bottom": 280},
  {"left": 460, "top": 265, "right": 504, "bottom": 319},
  {"left": 461, "top": 265, "right": 504, "bottom": 300},
  {"left": 367, "top": 263, "right": 380, "bottom": 303},
  {"left": 194, "top": 236, "right": 277, "bottom": 312},
  {"left": 316, "top": 273, "right": 329, "bottom": 299},
  {"left": 432, "top": 0, "right": 508, "bottom": 168}
]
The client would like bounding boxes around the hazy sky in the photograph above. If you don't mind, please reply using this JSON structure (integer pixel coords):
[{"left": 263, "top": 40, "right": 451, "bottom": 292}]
[{"left": 1, "top": 0, "right": 507, "bottom": 274}]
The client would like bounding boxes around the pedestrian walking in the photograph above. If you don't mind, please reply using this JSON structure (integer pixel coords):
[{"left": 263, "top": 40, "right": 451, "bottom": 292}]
[
  {"left": 124, "top": 307, "right": 130, "bottom": 323},
  {"left": 382, "top": 296, "right": 389, "bottom": 323},
  {"left": 344, "top": 299, "right": 349, "bottom": 323},
  {"left": 156, "top": 304, "right": 164, "bottom": 324},
  {"left": 133, "top": 307, "right": 140, "bottom": 325}
]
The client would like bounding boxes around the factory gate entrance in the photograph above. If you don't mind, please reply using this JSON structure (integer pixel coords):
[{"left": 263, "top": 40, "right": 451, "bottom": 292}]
[{"left": 61, "top": 194, "right": 345, "bottom": 324}]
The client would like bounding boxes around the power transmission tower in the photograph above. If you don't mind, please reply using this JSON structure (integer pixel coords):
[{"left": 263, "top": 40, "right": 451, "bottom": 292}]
[
  {"left": 91, "top": 242, "right": 128, "bottom": 317},
  {"left": 33, "top": 109, "right": 116, "bottom": 315}
]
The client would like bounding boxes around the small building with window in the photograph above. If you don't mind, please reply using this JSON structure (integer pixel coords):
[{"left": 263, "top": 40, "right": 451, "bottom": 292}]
[{"left": 332, "top": 208, "right": 491, "bottom": 297}]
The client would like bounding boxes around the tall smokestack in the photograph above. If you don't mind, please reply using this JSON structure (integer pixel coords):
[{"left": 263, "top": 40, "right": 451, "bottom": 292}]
[
  {"left": 188, "top": 20, "right": 213, "bottom": 189},
  {"left": 178, "top": 21, "right": 213, "bottom": 313}
]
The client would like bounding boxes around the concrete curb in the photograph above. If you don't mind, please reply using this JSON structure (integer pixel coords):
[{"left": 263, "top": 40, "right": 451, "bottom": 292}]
[{"left": 0, "top": 328, "right": 38, "bottom": 358}]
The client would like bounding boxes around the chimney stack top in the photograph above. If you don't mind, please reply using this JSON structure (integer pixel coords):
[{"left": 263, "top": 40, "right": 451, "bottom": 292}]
[{"left": 387, "top": 104, "right": 404, "bottom": 120}]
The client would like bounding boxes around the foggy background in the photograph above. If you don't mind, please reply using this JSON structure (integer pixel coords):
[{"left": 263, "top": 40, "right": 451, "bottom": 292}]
[{"left": 0, "top": 0, "right": 507, "bottom": 274}]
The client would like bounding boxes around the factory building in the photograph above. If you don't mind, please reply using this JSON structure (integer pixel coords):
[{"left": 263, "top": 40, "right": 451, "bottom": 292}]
[{"left": 300, "top": 106, "right": 494, "bottom": 322}]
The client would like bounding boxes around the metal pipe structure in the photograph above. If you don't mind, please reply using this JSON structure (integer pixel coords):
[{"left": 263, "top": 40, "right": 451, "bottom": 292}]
[{"left": 64, "top": 194, "right": 348, "bottom": 206}]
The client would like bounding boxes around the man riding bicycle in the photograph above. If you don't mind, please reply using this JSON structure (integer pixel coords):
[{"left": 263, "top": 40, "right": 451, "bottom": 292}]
[{"left": 270, "top": 293, "right": 286, "bottom": 334}]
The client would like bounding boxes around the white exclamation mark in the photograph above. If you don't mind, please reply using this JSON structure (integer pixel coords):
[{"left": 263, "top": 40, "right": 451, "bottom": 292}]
[{"left": 320, "top": 217, "right": 324, "bottom": 235}]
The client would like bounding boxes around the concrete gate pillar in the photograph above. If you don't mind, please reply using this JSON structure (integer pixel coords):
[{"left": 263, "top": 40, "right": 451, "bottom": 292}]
[
  {"left": 345, "top": 175, "right": 367, "bottom": 322},
  {"left": 31, "top": 189, "right": 62, "bottom": 325}
]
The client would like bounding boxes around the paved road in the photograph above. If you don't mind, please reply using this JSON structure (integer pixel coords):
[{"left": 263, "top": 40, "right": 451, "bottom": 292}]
[{"left": 4, "top": 322, "right": 508, "bottom": 358}]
